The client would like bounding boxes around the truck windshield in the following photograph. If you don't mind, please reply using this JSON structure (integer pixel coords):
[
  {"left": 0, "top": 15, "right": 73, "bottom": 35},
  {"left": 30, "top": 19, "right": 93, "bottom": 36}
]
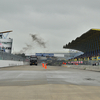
[{"left": 30, "top": 58, "right": 37, "bottom": 60}]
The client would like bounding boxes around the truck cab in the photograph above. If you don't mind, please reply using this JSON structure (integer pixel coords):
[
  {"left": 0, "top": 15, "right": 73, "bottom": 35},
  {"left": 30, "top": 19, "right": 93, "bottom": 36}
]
[{"left": 30, "top": 56, "right": 38, "bottom": 66}]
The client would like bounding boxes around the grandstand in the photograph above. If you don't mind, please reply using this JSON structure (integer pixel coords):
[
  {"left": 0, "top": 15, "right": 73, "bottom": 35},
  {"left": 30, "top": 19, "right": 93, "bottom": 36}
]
[{"left": 63, "top": 29, "right": 100, "bottom": 65}]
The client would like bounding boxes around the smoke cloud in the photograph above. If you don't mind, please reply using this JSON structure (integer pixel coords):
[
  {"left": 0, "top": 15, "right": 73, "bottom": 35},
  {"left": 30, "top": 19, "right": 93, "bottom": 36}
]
[
  {"left": 17, "top": 34, "right": 46, "bottom": 54},
  {"left": 20, "top": 43, "right": 32, "bottom": 53},
  {"left": 30, "top": 34, "right": 46, "bottom": 48}
]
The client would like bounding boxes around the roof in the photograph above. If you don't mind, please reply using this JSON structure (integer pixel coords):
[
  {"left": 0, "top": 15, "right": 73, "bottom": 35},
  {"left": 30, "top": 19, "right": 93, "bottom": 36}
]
[
  {"left": 63, "top": 29, "right": 100, "bottom": 53},
  {"left": 0, "top": 30, "right": 12, "bottom": 34}
]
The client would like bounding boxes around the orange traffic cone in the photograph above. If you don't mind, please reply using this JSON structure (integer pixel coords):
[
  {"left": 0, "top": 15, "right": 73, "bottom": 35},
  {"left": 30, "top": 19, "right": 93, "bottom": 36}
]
[
  {"left": 45, "top": 64, "right": 47, "bottom": 69},
  {"left": 42, "top": 63, "right": 44, "bottom": 67}
]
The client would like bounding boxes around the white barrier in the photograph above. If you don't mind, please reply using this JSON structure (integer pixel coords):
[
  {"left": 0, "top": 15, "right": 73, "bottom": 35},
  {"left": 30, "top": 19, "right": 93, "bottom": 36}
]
[{"left": 0, "top": 60, "right": 29, "bottom": 68}]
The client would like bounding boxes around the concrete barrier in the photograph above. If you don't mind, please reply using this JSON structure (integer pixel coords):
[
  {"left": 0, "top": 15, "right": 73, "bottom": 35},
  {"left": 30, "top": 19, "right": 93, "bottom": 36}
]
[
  {"left": 65, "top": 65, "right": 100, "bottom": 71},
  {"left": 0, "top": 60, "right": 29, "bottom": 68},
  {"left": 23, "top": 61, "right": 30, "bottom": 65}
]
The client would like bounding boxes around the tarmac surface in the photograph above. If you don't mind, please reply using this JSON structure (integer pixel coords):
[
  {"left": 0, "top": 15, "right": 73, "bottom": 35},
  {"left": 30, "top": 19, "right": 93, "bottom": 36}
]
[{"left": 0, "top": 65, "right": 100, "bottom": 100}]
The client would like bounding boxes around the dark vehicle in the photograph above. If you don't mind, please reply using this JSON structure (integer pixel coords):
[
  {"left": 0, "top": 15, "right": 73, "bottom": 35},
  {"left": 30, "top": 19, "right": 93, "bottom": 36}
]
[{"left": 30, "top": 56, "right": 38, "bottom": 66}]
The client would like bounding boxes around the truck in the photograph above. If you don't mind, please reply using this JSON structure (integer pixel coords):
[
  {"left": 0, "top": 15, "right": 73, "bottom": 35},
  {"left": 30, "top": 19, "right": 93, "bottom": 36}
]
[{"left": 30, "top": 56, "right": 38, "bottom": 66}]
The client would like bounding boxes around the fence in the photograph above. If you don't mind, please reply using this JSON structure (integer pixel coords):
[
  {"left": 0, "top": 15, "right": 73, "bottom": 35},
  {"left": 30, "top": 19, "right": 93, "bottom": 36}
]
[{"left": 0, "top": 51, "right": 29, "bottom": 62}]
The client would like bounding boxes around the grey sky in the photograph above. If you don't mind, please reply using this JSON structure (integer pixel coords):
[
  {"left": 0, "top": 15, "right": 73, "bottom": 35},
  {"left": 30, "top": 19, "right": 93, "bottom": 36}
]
[{"left": 0, "top": 0, "right": 100, "bottom": 54}]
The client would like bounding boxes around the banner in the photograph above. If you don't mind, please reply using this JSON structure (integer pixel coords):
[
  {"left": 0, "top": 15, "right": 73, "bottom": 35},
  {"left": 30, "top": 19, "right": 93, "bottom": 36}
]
[
  {"left": 92, "top": 57, "right": 97, "bottom": 60},
  {"left": 74, "top": 59, "right": 77, "bottom": 61},
  {"left": 84, "top": 57, "right": 89, "bottom": 61},
  {"left": 36, "top": 53, "right": 54, "bottom": 57},
  {"left": 97, "top": 56, "right": 100, "bottom": 60}
]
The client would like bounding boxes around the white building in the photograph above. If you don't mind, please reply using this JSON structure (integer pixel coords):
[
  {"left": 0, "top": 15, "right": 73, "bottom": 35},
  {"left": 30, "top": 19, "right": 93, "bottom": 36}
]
[{"left": 0, "top": 31, "right": 13, "bottom": 53}]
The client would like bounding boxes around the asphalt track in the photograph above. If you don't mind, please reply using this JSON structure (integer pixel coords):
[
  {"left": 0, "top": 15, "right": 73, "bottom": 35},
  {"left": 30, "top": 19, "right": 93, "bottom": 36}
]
[{"left": 0, "top": 65, "right": 100, "bottom": 100}]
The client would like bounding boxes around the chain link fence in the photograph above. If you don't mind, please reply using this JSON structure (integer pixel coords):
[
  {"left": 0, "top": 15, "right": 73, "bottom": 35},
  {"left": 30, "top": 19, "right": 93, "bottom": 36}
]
[{"left": 0, "top": 51, "right": 28, "bottom": 62}]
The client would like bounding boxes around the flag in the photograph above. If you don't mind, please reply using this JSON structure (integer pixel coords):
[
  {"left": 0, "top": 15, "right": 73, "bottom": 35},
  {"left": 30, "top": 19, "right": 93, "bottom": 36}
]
[
  {"left": 0, "top": 41, "right": 2, "bottom": 50},
  {"left": 0, "top": 41, "right": 2, "bottom": 46}
]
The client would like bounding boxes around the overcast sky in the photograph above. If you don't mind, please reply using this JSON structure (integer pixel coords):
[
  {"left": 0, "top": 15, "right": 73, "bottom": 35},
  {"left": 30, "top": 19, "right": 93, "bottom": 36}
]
[{"left": 0, "top": 0, "right": 100, "bottom": 54}]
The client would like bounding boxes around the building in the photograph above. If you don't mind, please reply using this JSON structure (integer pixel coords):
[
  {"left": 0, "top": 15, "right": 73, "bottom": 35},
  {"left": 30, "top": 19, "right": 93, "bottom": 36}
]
[{"left": 0, "top": 31, "right": 13, "bottom": 53}]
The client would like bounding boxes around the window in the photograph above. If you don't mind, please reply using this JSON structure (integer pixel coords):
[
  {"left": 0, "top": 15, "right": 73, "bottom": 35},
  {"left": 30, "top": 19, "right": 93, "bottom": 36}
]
[
  {"left": 0, "top": 35, "right": 2, "bottom": 39},
  {"left": 5, "top": 47, "right": 11, "bottom": 50},
  {"left": 2, "top": 42, "right": 12, "bottom": 44}
]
